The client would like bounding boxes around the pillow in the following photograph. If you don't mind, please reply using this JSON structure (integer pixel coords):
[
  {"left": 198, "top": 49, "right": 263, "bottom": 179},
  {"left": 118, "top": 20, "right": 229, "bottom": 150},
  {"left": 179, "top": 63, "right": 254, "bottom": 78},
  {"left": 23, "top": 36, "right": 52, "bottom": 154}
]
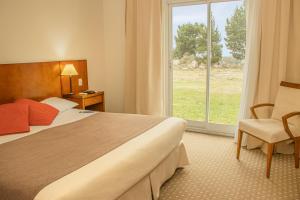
[
  {"left": 41, "top": 97, "right": 78, "bottom": 112},
  {"left": 0, "top": 103, "right": 30, "bottom": 136},
  {"left": 15, "top": 99, "right": 59, "bottom": 126}
]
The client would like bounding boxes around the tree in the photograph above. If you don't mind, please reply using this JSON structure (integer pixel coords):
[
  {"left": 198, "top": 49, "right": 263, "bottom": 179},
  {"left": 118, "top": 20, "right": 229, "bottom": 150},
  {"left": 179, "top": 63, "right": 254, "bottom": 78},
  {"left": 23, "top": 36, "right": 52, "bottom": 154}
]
[
  {"left": 211, "top": 18, "right": 223, "bottom": 64},
  {"left": 173, "top": 23, "right": 207, "bottom": 63},
  {"left": 174, "top": 18, "right": 223, "bottom": 65},
  {"left": 225, "top": 5, "right": 246, "bottom": 60}
]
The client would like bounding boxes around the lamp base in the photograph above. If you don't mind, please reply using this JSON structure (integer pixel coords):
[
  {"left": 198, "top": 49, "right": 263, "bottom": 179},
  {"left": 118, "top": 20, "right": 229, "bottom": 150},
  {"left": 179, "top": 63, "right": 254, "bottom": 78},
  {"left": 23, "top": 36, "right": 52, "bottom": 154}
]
[{"left": 63, "top": 93, "right": 74, "bottom": 98}]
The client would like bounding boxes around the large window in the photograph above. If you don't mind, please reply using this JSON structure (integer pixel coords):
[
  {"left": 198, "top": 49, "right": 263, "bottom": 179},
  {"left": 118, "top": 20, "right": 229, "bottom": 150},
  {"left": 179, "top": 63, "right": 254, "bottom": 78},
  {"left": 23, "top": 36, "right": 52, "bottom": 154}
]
[{"left": 168, "top": 0, "right": 246, "bottom": 134}]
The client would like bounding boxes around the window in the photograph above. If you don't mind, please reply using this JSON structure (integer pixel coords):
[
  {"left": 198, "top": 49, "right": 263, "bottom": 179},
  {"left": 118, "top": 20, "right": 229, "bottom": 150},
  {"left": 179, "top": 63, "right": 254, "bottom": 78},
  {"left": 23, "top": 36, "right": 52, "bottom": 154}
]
[{"left": 166, "top": 0, "right": 246, "bottom": 135}]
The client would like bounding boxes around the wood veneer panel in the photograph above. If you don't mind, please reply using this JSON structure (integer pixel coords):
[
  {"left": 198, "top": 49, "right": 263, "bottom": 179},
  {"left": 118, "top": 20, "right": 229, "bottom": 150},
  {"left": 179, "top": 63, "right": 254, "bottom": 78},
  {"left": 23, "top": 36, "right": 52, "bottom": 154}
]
[{"left": 0, "top": 61, "right": 62, "bottom": 104}]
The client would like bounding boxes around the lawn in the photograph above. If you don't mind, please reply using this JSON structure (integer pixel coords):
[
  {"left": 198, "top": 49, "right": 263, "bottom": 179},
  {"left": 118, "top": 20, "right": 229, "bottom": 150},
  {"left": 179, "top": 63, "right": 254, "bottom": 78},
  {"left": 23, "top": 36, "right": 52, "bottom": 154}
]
[{"left": 172, "top": 67, "right": 243, "bottom": 125}]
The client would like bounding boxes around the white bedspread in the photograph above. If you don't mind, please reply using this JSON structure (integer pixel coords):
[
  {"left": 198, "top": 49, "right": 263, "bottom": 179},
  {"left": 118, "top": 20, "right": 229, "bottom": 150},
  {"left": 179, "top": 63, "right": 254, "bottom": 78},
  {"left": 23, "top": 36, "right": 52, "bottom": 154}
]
[
  {"left": 0, "top": 109, "right": 94, "bottom": 144},
  {"left": 0, "top": 109, "right": 186, "bottom": 200}
]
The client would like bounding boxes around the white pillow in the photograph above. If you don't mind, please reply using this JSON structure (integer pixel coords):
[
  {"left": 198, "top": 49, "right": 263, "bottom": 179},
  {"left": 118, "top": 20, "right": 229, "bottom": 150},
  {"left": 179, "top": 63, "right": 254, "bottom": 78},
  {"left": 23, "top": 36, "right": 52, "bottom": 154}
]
[{"left": 41, "top": 97, "right": 78, "bottom": 112}]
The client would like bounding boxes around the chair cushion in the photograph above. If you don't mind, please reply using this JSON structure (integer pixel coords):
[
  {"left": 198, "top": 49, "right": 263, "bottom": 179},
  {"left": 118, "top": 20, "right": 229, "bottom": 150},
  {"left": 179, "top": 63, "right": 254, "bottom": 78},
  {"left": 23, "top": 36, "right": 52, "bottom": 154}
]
[
  {"left": 272, "top": 86, "right": 300, "bottom": 126},
  {"left": 239, "top": 119, "right": 300, "bottom": 143}
]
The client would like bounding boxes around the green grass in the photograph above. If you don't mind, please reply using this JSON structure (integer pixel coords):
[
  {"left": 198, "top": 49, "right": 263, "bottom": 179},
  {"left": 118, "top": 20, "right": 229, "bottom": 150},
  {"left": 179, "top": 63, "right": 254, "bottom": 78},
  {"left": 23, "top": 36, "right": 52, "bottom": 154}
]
[{"left": 172, "top": 68, "right": 242, "bottom": 125}]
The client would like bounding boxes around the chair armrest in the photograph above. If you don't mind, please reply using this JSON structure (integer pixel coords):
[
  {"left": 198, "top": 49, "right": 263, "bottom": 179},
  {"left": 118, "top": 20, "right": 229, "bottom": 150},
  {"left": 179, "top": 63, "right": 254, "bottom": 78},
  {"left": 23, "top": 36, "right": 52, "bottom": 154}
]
[
  {"left": 282, "top": 112, "right": 300, "bottom": 139},
  {"left": 250, "top": 103, "right": 274, "bottom": 119}
]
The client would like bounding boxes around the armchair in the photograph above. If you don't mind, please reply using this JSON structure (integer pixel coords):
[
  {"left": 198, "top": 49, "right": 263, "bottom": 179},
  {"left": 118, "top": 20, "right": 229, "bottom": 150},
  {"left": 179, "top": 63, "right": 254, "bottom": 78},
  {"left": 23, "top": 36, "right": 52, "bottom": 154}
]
[{"left": 237, "top": 81, "right": 300, "bottom": 178}]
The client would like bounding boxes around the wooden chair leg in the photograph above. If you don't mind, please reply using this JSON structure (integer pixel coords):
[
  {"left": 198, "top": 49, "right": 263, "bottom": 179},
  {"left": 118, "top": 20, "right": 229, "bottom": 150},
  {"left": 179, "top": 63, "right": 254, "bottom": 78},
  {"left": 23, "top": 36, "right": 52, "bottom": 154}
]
[
  {"left": 266, "top": 143, "right": 274, "bottom": 178},
  {"left": 236, "top": 129, "right": 243, "bottom": 160},
  {"left": 295, "top": 140, "right": 300, "bottom": 169}
]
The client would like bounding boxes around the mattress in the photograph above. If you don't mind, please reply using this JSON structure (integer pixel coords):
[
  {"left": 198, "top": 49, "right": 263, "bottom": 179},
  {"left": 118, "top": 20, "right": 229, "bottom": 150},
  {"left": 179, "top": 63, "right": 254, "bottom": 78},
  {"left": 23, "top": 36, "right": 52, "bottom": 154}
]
[{"left": 0, "top": 109, "right": 187, "bottom": 200}]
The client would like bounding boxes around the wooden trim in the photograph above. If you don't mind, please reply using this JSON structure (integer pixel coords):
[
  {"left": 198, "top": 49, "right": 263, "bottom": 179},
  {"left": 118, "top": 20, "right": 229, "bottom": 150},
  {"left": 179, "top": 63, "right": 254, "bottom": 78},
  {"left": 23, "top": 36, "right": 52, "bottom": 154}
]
[
  {"left": 295, "top": 139, "right": 300, "bottom": 168},
  {"left": 266, "top": 143, "right": 274, "bottom": 178},
  {"left": 66, "top": 92, "right": 105, "bottom": 112},
  {"left": 239, "top": 129, "right": 292, "bottom": 144},
  {"left": 71, "top": 91, "right": 104, "bottom": 99},
  {"left": 236, "top": 129, "right": 243, "bottom": 160},
  {"left": 280, "top": 81, "right": 300, "bottom": 89},
  {"left": 282, "top": 112, "right": 300, "bottom": 139},
  {"left": 240, "top": 129, "right": 271, "bottom": 143},
  {"left": 250, "top": 103, "right": 274, "bottom": 119}
]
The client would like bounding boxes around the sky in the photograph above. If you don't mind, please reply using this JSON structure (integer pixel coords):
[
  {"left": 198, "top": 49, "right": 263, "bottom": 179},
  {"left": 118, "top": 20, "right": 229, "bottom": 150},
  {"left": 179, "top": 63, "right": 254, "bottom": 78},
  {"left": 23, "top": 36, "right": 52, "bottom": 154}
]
[{"left": 172, "top": 1, "right": 243, "bottom": 57}]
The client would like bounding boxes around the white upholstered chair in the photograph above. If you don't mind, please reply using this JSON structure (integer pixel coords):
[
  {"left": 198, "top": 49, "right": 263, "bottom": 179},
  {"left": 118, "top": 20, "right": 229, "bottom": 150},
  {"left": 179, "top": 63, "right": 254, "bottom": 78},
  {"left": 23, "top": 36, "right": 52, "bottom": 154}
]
[{"left": 237, "top": 81, "right": 300, "bottom": 178}]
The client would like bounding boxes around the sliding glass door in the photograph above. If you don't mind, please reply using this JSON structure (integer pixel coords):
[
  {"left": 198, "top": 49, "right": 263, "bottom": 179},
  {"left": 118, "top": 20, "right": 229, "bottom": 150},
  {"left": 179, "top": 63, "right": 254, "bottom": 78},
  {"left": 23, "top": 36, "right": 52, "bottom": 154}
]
[{"left": 167, "top": 0, "right": 245, "bottom": 135}]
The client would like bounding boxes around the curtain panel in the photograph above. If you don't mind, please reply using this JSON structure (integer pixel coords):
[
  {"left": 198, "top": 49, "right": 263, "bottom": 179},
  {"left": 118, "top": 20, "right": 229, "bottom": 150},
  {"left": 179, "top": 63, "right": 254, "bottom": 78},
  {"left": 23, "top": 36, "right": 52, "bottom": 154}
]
[{"left": 124, "top": 0, "right": 163, "bottom": 115}]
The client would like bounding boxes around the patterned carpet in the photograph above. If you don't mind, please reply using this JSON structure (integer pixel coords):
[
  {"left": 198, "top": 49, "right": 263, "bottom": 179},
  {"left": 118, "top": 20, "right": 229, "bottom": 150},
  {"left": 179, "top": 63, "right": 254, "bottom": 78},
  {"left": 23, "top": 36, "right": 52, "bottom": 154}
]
[{"left": 159, "top": 132, "right": 300, "bottom": 200}]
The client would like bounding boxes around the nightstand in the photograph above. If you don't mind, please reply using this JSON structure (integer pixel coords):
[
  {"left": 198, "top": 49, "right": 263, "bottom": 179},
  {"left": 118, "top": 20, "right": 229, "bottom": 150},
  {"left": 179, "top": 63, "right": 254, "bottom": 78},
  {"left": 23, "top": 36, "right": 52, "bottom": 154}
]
[{"left": 66, "top": 91, "right": 105, "bottom": 112}]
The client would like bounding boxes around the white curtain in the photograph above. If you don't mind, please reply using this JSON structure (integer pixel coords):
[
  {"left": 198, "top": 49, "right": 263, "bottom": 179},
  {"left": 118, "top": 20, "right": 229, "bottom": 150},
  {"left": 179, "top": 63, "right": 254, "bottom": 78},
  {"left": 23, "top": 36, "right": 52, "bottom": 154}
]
[
  {"left": 235, "top": 0, "right": 262, "bottom": 144},
  {"left": 237, "top": 0, "right": 300, "bottom": 153},
  {"left": 124, "top": 0, "right": 163, "bottom": 115}
]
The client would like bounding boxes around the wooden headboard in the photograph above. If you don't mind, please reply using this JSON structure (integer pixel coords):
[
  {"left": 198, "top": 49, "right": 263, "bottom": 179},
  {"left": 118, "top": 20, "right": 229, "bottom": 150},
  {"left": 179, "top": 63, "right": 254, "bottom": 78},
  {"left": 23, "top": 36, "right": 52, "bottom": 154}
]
[{"left": 0, "top": 60, "right": 88, "bottom": 104}]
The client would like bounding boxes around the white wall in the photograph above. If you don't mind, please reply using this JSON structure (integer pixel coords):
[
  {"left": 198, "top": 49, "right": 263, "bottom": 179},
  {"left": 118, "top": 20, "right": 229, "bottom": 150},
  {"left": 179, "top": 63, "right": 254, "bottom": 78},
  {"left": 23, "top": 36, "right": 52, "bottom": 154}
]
[
  {"left": 0, "top": 0, "right": 126, "bottom": 112},
  {"left": 102, "top": 0, "right": 126, "bottom": 113}
]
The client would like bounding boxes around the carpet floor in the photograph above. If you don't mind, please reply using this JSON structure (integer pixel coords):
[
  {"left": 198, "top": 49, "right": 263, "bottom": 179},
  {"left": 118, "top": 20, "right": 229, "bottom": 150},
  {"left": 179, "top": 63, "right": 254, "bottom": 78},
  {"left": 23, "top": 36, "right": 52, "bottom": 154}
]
[{"left": 159, "top": 132, "right": 300, "bottom": 200}]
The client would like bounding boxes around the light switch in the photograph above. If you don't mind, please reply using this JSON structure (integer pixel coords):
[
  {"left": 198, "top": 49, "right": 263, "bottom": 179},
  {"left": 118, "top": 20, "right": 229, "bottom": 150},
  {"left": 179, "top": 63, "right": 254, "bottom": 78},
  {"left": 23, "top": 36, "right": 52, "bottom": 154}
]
[{"left": 78, "top": 78, "right": 83, "bottom": 86}]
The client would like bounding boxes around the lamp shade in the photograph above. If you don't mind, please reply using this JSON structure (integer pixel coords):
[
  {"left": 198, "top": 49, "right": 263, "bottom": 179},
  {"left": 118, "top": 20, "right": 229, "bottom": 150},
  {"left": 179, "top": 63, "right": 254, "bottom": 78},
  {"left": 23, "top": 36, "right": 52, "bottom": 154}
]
[{"left": 61, "top": 64, "right": 78, "bottom": 76}]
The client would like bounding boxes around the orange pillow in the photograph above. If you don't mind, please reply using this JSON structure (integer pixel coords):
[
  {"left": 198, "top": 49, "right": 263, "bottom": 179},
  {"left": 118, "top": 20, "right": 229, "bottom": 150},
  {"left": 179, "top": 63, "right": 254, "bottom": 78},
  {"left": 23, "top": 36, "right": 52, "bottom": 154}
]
[
  {"left": 0, "top": 103, "right": 30, "bottom": 136},
  {"left": 15, "top": 99, "right": 59, "bottom": 126}
]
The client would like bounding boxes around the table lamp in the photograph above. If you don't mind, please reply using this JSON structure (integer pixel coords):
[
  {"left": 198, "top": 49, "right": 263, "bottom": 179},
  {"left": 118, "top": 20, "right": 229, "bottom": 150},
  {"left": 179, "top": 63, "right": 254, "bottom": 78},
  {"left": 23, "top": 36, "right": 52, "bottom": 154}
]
[{"left": 61, "top": 64, "right": 78, "bottom": 96}]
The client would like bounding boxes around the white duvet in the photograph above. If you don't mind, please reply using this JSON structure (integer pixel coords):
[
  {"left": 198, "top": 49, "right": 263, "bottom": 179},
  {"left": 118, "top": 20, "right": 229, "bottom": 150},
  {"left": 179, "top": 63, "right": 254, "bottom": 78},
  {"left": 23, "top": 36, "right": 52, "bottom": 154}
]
[{"left": 0, "top": 109, "right": 187, "bottom": 200}]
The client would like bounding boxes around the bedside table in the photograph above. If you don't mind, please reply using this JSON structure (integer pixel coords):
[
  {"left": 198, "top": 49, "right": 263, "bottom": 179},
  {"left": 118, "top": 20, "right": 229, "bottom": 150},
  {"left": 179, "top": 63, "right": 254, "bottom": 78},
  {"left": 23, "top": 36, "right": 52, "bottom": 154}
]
[{"left": 66, "top": 91, "right": 105, "bottom": 112}]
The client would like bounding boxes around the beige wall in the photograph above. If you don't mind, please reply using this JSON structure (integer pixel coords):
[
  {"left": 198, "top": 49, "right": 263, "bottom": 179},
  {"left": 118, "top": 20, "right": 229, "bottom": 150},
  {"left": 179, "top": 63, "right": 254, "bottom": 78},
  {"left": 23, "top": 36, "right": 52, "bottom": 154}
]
[
  {"left": 0, "top": 0, "right": 126, "bottom": 112},
  {"left": 102, "top": 0, "right": 126, "bottom": 113}
]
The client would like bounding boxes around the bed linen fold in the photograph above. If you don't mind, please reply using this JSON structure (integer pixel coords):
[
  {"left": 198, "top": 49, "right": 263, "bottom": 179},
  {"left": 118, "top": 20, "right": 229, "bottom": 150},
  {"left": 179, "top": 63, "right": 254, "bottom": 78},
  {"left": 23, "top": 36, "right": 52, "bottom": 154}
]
[
  {"left": 0, "top": 112, "right": 165, "bottom": 200},
  {"left": 34, "top": 117, "right": 186, "bottom": 200}
]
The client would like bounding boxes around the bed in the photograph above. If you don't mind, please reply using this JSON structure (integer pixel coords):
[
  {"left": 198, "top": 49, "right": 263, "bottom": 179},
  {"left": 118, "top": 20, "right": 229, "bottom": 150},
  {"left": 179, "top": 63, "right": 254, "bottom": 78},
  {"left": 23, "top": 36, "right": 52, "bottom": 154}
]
[{"left": 0, "top": 61, "right": 189, "bottom": 200}]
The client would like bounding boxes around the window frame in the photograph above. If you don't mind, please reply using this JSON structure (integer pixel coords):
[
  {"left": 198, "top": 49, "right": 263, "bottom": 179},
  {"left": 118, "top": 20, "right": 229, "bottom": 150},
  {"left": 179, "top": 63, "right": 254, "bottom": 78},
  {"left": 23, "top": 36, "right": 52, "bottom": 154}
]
[{"left": 163, "top": 0, "right": 244, "bottom": 136}]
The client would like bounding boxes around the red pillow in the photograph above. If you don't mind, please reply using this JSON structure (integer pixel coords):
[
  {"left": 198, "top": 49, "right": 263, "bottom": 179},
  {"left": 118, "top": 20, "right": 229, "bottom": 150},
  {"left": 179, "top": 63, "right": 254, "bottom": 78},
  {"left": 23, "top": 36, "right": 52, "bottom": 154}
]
[
  {"left": 15, "top": 99, "right": 59, "bottom": 126},
  {"left": 0, "top": 103, "right": 30, "bottom": 136}
]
